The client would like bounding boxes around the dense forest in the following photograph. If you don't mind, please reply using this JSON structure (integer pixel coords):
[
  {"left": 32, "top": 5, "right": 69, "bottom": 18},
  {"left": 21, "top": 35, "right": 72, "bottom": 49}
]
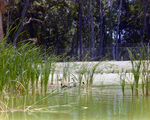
[{"left": 0, "top": 0, "right": 150, "bottom": 61}]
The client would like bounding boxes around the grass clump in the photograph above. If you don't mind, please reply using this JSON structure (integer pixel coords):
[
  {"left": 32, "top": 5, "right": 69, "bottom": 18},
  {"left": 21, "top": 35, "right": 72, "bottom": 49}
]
[
  {"left": 128, "top": 48, "right": 143, "bottom": 96},
  {"left": 0, "top": 42, "right": 58, "bottom": 95},
  {"left": 119, "top": 72, "right": 125, "bottom": 96},
  {"left": 73, "top": 61, "right": 101, "bottom": 89}
]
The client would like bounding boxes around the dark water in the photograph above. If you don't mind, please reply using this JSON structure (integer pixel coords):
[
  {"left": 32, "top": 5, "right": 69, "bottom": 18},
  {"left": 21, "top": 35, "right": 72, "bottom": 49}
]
[{"left": 1, "top": 86, "right": 150, "bottom": 120}]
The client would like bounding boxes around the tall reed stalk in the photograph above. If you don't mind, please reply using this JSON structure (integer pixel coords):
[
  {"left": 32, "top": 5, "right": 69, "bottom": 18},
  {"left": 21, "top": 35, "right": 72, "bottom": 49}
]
[
  {"left": 141, "top": 58, "right": 150, "bottom": 96},
  {"left": 74, "top": 61, "right": 101, "bottom": 89},
  {"left": 0, "top": 42, "right": 54, "bottom": 95},
  {"left": 125, "top": 72, "right": 134, "bottom": 96},
  {"left": 119, "top": 72, "right": 125, "bottom": 96},
  {"left": 128, "top": 48, "right": 143, "bottom": 96},
  {"left": 88, "top": 62, "right": 100, "bottom": 87}
]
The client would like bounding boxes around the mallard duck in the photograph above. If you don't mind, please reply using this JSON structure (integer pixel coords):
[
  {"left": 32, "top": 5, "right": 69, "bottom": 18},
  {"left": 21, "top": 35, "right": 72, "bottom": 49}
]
[
  {"left": 61, "top": 83, "right": 68, "bottom": 88},
  {"left": 60, "top": 78, "right": 77, "bottom": 88}
]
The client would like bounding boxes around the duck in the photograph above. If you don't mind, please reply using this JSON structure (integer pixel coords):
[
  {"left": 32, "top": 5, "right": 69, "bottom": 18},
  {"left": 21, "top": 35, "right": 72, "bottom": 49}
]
[
  {"left": 61, "top": 83, "right": 68, "bottom": 88},
  {"left": 70, "top": 78, "right": 77, "bottom": 87},
  {"left": 81, "top": 82, "right": 86, "bottom": 88},
  {"left": 60, "top": 78, "right": 77, "bottom": 88},
  {"left": 82, "top": 82, "right": 85, "bottom": 85}
]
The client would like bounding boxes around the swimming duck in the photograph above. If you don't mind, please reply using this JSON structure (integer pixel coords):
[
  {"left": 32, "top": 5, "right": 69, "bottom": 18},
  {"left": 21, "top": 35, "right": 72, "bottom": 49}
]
[
  {"left": 61, "top": 83, "right": 68, "bottom": 88},
  {"left": 60, "top": 78, "right": 77, "bottom": 88}
]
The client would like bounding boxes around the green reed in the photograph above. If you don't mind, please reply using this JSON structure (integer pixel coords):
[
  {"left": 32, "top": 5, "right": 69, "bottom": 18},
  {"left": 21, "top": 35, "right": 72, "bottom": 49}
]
[
  {"left": 119, "top": 72, "right": 125, "bottom": 96},
  {"left": 76, "top": 62, "right": 87, "bottom": 87},
  {"left": 128, "top": 48, "right": 143, "bottom": 96},
  {"left": 61, "top": 58, "right": 75, "bottom": 85},
  {"left": 126, "top": 72, "right": 134, "bottom": 96},
  {"left": 62, "top": 62, "right": 70, "bottom": 83},
  {"left": 89, "top": 62, "right": 101, "bottom": 87},
  {"left": 141, "top": 59, "right": 150, "bottom": 96},
  {"left": 142, "top": 63, "right": 146, "bottom": 95},
  {"left": 0, "top": 42, "right": 58, "bottom": 95},
  {"left": 73, "top": 61, "right": 101, "bottom": 89}
]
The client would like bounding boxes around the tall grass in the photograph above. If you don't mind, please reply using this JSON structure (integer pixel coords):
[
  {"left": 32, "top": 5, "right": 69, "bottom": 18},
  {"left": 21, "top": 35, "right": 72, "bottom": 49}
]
[
  {"left": 128, "top": 48, "right": 143, "bottom": 96},
  {"left": 73, "top": 61, "right": 101, "bottom": 89},
  {"left": 125, "top": 72, "right": 134, "bottom": 96},
  {"left": 119, "top": 72, "right": 125, "bottom": 96},
  {"left": 141, "top": 57, "right": 150, "bottom": 96},
  {"left": 0, "top": 42, "right": 57, "bottom": 95}
]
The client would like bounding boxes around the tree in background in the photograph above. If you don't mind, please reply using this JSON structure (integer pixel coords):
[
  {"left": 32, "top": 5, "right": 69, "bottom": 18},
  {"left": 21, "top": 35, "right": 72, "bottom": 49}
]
[
  {"left": 89, "top": 0, "right": 95, "bottom": 61},
  {"left": 0, "top": 0, "right": 5, "bottom": 40},
  {"left": 76, "top": 0, "right": 83, "bottom": 61},
  {"left": 115, "top": 0, "right": 122, "bottom": 61},
  {"left": 1, "top": 0, "right": 150, "bottom": 60},
  {"left": 99, "top": 0, "right": 103, "bottom": 60}
]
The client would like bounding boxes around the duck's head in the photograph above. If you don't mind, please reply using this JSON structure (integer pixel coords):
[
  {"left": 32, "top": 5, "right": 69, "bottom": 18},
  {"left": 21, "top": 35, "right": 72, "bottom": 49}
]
[{"left": 71, "top": 78, "right": 75, "bottom": 82}]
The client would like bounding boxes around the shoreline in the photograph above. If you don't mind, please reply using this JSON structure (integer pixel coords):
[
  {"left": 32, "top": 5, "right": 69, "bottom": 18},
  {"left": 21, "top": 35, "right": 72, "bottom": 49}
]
[{"left": 50, "top": 61, "right": 142, "bottom": 86}]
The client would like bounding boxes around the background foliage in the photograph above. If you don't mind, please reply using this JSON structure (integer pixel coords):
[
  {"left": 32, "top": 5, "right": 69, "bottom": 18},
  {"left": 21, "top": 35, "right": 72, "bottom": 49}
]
[{"left": 1, "top": 0, "right": 150, "bottom": 61}]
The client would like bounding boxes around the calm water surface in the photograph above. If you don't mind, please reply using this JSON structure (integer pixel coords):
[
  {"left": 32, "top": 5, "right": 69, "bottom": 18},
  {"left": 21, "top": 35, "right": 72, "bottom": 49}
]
[{"left": 1, "top": 86, "right": 150, "bottom": 120}]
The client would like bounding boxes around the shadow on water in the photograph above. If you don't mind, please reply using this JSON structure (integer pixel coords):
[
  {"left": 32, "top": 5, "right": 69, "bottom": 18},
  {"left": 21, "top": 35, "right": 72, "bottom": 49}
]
[{"left": 1, "top": 85, "right": 150, "bottom": 120}]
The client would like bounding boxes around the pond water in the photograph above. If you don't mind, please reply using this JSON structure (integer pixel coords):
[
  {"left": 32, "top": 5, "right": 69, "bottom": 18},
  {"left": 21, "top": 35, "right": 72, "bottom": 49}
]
[{"left": 1, "top": 86, "right": 150, "bottom": 120}]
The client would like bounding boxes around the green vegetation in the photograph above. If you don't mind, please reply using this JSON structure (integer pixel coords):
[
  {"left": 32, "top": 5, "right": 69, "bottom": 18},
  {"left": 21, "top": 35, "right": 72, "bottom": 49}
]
[
  {"left": 119, "top": 73, "right": 125, "bottom": 96},
  {"left": 118, "top": 48, "right": 150, "bottom": 96},
  {"left": 1, "top": 1, "right": 150, "bottom": 119},
  {"left": 0, "top": 42, "right": 66, "bottom": 95},
  {"left": 1, "top": 42, "right": 150, "bottom": 114},
  {"left": 0, "top": 42, "right": 102, "bottom": 112},
  {"left": 0, "top": 0, "right": 149, "bottom": 61},
  {"left": 128, "top": 48, "right": 143, "bottom": 96}
]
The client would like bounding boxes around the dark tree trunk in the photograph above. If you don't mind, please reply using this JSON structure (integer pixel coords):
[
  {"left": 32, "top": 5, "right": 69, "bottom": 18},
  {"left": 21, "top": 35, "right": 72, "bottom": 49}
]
[
  {"left": 76, "top": 33, "right": 79, "bottom": 58},
  {"left": 143, "top": 0, "right": 149, "bottom": 96},
  {"left": 13, "top": 0, "right": 29, "bottom": 48},
  {"left": 109, "top": 0, "right": 115, "bottom": 60},
  {"left": 142, "top": 0, "right": 149, "bottom": 43},
  {"left": 6, "top": 10, "right": 10, "bottom": 43},
  {"left": 77, "top": 0, "right": 83, "bottom": 61},
  {"left": 115, "top": 0, "right": 122, "bottom": 61},
  {"left": 99, "top": 0, "right": 103, "bottom": 60},
  {"left": 6, "top": 1, "right": 14, "bottom": 44},
  {"left": 140, "top": 0, "right": 149, "bottom": 59},
  {"left": 89, "top": 1, "right": 95, "bottom": 61},
  {"left": 148, "top": 17, "right": 150, "bottom": 41}
]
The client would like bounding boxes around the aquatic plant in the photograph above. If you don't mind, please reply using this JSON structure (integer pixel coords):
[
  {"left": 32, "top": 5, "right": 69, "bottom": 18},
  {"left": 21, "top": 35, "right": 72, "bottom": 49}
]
[
  {"left": 76, "top": 62, "right": 88, "bottom": 88},
  {"left": 88, "top": 62, "right": 101, "bottom": 87},
  {"left": 128, "top": 48, "right": 143, "bottom": 96},
  {"left": 124, "top": 72, "right": 134, "bottom": 96},
  {"left": 141, "top": 58, "right": 150, "bottom": 96},
  {"left": 119, "top": 72, "right": 125, "bottom": 96},
  {"left": 0, "top": 41, "right": 61, "bottom": 95},
  {"left": 142, "top": 62, "right": 146, "bottom": 95},
  {"left": 73, "top": 61, "right": 101, "bottom": 89}
]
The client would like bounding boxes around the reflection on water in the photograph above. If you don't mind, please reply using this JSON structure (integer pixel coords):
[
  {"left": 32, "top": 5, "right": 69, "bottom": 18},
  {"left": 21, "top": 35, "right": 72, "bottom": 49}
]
[{"left": 1, "top": 86, "right": 150, "bottom": 120}]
